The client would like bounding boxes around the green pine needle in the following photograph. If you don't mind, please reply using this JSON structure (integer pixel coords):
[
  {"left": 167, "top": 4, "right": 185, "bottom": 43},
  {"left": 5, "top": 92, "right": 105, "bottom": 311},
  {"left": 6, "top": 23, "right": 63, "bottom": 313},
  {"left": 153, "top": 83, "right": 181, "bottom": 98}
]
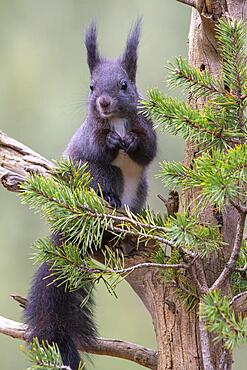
[
  {"left": 216, "top": 18, "right": 247, "bottom": 98},
  {"left": 159, "top": 144, "right": 247, "bottom": 209},
  {"left": 200, "top": 290, "right": 247, "bottom": 350},
  {"left": 165, "top": 213, "right": 222, "bottom": 256},
  {"left": 22, "top": 338, "right": 84, "bottom": 370},
  {"left": 167, "top": 57, "right": 222, "bottom": 98}
]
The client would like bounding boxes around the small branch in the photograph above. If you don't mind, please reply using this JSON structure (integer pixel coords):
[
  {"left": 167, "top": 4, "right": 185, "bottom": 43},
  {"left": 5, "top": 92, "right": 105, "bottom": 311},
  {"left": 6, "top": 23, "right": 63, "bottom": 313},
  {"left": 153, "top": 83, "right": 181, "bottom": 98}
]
[
  {"left": 189, "top": 257, "right": 209, "bottom": 294},
  {"left": 0, "top": 315, "right": 158, "bottom": 369},
  {"left": 83, "top": 338, "right": 157, "bottom": 370},
  {"left": 0, "top": 315, "right": 26, "bottom": 340},
  {"left": 42, "top": 248, "right": 189, "bottom": 279},
  {"left": 23, "top": 177, "right": 196, "bottom": 259},
  {"left": 0, "top": 167, "right": 27, "bottom": 192},
  {"left": 31, "top": 186, "right": 170, "bottom": 243},
  {"left": 210, "top": 212, "right": 246, "bottom": 291},
  {"left": 11, "top": 295, "right": 28, "bottom": 308},
  {"left": 0, "top": 130, "right": 53, "bottom": 187},
  {"left": 108, "top": 261, "right": 189, "bottom": 274},
  {"left": 79, "top": 261, "right": 189, "bottom": 275},
  {"left": 157, "top": 190, "right": 179, "bottom": 217},
  {"left": 0, "top": 131, "right": 197, "bottom": 260}
]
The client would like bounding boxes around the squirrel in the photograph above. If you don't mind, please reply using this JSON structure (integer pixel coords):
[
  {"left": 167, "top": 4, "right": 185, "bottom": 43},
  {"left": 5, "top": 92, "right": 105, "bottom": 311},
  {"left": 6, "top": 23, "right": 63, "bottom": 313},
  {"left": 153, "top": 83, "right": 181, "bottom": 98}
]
[{"left": 24, "top": 19, "right": 157, "bottom": 370}]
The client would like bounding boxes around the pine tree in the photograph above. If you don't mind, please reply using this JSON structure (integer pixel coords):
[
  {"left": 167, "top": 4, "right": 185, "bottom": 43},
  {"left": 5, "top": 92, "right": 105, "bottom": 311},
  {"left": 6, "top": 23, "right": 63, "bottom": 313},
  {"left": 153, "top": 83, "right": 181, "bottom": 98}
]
[{"left": 15, "top": 17, "right": 246, "bottom": 369}]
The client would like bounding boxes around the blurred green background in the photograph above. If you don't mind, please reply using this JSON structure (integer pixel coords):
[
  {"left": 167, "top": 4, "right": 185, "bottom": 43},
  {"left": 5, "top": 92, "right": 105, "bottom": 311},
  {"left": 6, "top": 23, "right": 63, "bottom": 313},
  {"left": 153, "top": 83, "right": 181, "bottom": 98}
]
[{"left": 0, "top": 1, "right": 246, "bottom": 369}]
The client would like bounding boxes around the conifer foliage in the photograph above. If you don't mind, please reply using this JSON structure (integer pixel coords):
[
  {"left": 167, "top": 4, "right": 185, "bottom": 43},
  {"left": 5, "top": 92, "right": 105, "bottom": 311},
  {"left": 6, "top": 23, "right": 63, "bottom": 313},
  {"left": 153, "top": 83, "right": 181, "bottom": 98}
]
[{"left": 21, "top": 18, "right": 246, "bottom": 369}]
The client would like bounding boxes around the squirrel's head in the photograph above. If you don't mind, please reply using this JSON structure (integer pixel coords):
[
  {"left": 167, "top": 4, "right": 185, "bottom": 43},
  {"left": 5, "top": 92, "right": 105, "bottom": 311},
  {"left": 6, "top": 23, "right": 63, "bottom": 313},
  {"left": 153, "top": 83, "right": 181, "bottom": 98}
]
[{"left": 85, "top": 19, "right": 141, "bottom": 120}]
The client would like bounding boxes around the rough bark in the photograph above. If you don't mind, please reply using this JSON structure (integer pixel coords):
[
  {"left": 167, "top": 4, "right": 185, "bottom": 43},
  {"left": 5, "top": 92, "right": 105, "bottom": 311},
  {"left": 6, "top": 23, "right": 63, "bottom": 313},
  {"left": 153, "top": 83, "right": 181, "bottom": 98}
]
[
  {"left": 174, "top": 1, "right": 247, "bottom": 370},
  {"left": 127, "top": 1, "right": 247, "bottom": 369}
]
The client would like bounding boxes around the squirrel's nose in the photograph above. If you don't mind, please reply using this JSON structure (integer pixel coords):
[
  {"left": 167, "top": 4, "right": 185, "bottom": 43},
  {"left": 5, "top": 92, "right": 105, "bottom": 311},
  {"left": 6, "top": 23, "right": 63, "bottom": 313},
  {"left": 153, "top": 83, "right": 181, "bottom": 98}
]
[{"left": 98, "top": 95, "right": 111, "bottom": 108}]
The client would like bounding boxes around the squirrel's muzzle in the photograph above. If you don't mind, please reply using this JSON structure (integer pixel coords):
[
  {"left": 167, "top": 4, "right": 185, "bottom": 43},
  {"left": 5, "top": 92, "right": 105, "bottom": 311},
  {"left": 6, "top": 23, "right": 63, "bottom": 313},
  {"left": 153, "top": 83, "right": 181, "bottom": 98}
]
[
  {"left": 96, "top": 94, "right": 113, "bottom": 117},
  {"left": 98, "top": 95, "right": 111, "bottom": 108}
]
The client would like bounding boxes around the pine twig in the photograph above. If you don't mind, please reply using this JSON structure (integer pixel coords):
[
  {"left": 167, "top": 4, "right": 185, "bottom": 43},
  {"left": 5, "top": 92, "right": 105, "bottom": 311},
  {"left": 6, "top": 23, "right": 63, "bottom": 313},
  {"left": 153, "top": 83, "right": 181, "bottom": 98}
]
[
  {"left": 157, "top": 190, "right": 179, "bottom": 217},
  {"left": 104, "top": 261, "right": 189, "bottom": 274},
  {"left": 72, "top": 261, "right": 189, "bottom": 276},
  {"left": 11, "top": 295, "right": 28, "bottom": 308},
  {"left": 27, "top": 184, "right": 196, "bottom": 258},
  {"left": 29, "top": 186, "right": 172, "bottom": 247}
]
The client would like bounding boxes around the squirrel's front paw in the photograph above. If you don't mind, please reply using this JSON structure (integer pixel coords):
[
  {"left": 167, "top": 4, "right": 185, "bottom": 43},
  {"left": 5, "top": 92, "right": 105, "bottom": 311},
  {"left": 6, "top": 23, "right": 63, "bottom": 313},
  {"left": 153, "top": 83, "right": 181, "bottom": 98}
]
[
  {"left": 102, "top": 191, "right": 122, "bottom": 209},
  {"left": 123, "top": 132, "right": 139, "bottom": 153},
  {"left": 106, "top": 131, "right": 123, "bottom": 150}
]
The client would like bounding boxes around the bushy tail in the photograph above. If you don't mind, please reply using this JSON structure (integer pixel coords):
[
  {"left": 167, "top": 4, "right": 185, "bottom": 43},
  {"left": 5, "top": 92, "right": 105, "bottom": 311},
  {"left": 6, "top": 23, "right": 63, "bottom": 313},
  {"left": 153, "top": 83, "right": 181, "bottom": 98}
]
[{"left": 24, "top": 262, "right": 96, "bottom": 370}]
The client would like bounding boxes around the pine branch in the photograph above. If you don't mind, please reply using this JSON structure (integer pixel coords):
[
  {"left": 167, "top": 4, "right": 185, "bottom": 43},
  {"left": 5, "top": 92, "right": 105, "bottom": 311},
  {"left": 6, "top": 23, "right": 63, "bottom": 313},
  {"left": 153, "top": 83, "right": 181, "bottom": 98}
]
[
  {"left": 21, "top": 168, "right": 201, "bottom": 261},
  {"left": 141, "top": 90, "right": 245, "bottom": 148},
  {"left": 32, "top": 237, "right": 191, "bottom": 295},
  {"left": 159, "top": 144, "right": 247, "bottom": 210},
  {"left": 23, "top": 165, "right": 223, "bottom": 295},
  {"left": 21, "top": 162, "right": 161, "bottom": 244},
  {"left": 200, "top": 290, "right": 247, "bottom": 350},
  {"left": 216, "top": 18, "right": 247, "bottom": 101},
  {"left": 168, "top": 57, "right": 223, "bottom": 98},
  {"left": 162, "top": 213, "right": 222, "bottom": 256},
  {"left": 0, "top": 315, "right": 158, "bottom": 370},
  {"left": 216, "top": 18, "right": 247, "bottom": 131},
  {"left": 23, "top": 338, "right": 83, "bottom": 370}
]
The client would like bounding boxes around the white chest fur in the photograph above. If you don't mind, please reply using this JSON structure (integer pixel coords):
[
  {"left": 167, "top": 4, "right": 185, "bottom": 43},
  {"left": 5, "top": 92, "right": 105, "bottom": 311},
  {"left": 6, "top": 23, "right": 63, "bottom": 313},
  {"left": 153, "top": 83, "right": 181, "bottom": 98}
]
[
  {"left": 110, "top": 117, "right": 127, "bottom": 138},
  {"left": 110, "top": 118, "right": 143, "bottom": 208}
]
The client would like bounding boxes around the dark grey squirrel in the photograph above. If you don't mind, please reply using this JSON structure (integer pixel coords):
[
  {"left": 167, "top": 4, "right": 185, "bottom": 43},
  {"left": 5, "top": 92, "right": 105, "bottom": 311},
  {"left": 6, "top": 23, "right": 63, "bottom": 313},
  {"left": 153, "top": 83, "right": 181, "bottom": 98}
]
[{"left": 25, "top": 19, "right": 157, "bottom": 370}]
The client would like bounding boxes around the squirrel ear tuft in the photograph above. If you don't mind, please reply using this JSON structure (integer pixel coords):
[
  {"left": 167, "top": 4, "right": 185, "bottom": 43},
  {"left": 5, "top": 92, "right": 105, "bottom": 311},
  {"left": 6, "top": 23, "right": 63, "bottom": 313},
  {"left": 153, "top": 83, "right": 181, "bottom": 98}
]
[
  {"left": 121, "top": 18, "right": 142, "bottom": 82},
  {"left": 85, "top": 21, "right": 100, "bottom": 74}
]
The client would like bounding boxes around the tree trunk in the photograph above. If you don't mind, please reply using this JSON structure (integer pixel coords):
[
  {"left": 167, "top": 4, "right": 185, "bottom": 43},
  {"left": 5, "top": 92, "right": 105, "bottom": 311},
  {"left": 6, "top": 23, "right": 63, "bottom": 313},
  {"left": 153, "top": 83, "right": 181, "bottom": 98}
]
[{"left": 127, "top": 2, "right": 247, "bottom": 370}]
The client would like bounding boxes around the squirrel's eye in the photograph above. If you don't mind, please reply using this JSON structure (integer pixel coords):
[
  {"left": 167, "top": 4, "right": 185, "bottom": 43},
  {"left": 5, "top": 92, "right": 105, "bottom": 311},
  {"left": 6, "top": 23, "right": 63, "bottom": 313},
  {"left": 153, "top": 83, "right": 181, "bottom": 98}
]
[
  {"left": 120, "top": 80, "right": 127, "bottom": 90},
  {"left": 90, "top": 83, "right": 94, "bottom": 92}
]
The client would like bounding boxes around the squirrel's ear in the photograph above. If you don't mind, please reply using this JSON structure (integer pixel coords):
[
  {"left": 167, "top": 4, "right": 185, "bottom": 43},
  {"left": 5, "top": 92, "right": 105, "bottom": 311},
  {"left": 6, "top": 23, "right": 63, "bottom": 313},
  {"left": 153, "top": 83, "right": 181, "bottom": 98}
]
[
  {"left": 85, "top": 21, "right": 100, "bottom": 74},
  {"left": 121, "top": 18, "right": 142, "bottom": 82}
]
